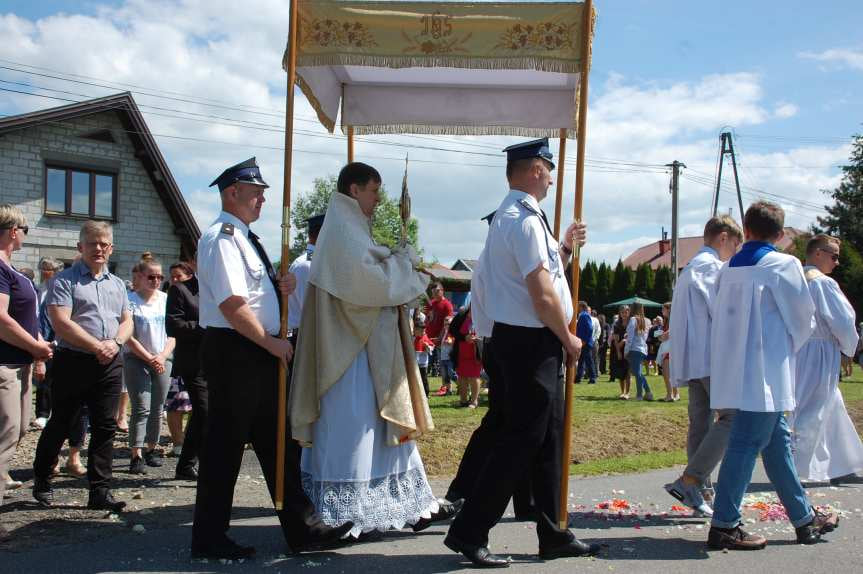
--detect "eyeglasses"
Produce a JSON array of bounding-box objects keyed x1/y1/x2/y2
[
  {"x1": 1, "y1": 225, "x2": 28, "y2": 234},
  {"x1": 147, "y1": 274, "x2": 164, "y2": 281},
  {"x1": 818, "y1": 248, "x2": 839, "y2": 262}
]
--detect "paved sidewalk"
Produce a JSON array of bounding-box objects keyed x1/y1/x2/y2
[{"x1": 2, "y1": 452, "x2": 861, "y2": 574}]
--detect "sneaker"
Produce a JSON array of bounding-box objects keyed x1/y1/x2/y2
[
  {"x1": 795, "y1": 508, "x2": 839, "y2": 544},
  {"x1": 644, "y1": 392, "x2": 654, "y2": 401},
  {"x1": 435, "y1": 385, "x2": 450, "y2": 396},
  {"x1": 129, "y1": 456, "x2": 147, "y2": 475},
  {"x1": 664, "y1": 478, "x2": 713, "y2": 516},
  {"x1": 143, "y1": 449, "x2": 163, "y2": 468},
  {"x1": 33, "y1": 477, "x2": 53, "y2": 507},
  {"x1": 707, "y1": 525, "x2": 767, "y2": 550}
]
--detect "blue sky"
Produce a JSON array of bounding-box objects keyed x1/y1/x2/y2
[{"x1": 1, "y1": 1, "x2": 861, "y2": 266}]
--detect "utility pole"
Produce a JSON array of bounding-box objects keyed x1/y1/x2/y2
[
  {"x1": 712, "y1": 131, "x2": 745, "y2": 221},
  {"x1": 666, "y1": 160, "x2": 686, "y2": 283}
]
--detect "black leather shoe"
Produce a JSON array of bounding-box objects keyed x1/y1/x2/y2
[
  {"x1": 292, "y1": 521, "x2": 355, "y2": 553},
  {"x1": 191, "y1": 536, "x2": 256, "y2": 560},
  {"x1": 413, "y1": 498, "x2": 464, "y2": 532},
  {"x1": 33, "y1": 477, "x2": 53, "y2": 507},
  {"x1": 175, "y1": 466, "x2": 198, "y2": 481},
  {"x1": 87, "y1": 489, "x2": 126, "y2": 512},
  {"x1": 539, "y1": 537, "x2": 602, "y2": 559},
  {"x1": 444, "y1": 533, "x2": 510, "y2": 568}
]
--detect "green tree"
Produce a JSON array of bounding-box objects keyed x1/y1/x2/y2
[
  {"x1": 611, "y1": 260, "x2": 634, "y2": 303},
  {"x1": 595, "y1": 262, "x2": 612, "y2": 313},
  {"x1": 579, "y1": 260, "x2": 598, "y2": 307},
  {"x1": 817, "y1": 132, "x2": 863, "y2": 250},
  {"x1": 652, "y1": 265, "x2": 674, "y2": 304},
  {"x1": 288, "y1": 176, "x2": 419, "y2": 263},
  {"x1": 633, "y1": 263, "x2": 655, "y2": 298}
]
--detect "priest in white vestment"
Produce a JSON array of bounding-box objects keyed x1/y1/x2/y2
[
  {"x1": 707, "y1": 201, "x2": 838, "y2": 551},
  {"x1": 289, "y1": 163, "x2": 454, "y2": 538},
  {"x1": 791, "y1": 234, "x2": 862, "y2": 482}
]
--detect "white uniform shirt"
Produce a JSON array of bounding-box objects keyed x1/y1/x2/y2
[
  {"x1": 709, "y1": 251, "x2": 815, "y2": 412},
  {"x1": 197, "y1": 211, "x2": 280, "y2": 335},
  {"x1": 591, "y1": 316, "x2": 601, "y2": 345},
  {"x1": 668, "y1": 246, "x2": 723, "y2": 387},
  {"x1": 287, "y1": 244, "x2": 314, "y2": 329},
  {"x1": 472, "y1": 190, "x2": 572, "y2": 330}
]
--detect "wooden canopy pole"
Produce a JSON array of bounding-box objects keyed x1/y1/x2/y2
[
  {"x1": 553, "y1": 128, "x2": 567, "y2": 238},
  {"x1": 558, "y1": 0, "x2": 592, "y2": 530},
  {"x1": 347, "y1": 126, "x2": 355, "y2": 162},
  {"x1": 275, "y1": 0, "x2": 299, "y2": 511}
]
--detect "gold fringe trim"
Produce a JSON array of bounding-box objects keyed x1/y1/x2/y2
[
  {"x1": 293, "y1": 53, "x2": 584, "y2": 74},
  {"x1": 348, "y1": 123, "x2": 576, "y2": 139},
  {"x1": 296, "y1": 74, "x2": 336, "y2": 133}
]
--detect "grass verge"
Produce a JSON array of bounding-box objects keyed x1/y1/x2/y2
[{"x1": 417, "y1": 364, "x2": 863, "y2": 478}]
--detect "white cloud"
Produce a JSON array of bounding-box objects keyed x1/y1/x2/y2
[
  {"x1": 799, "y1": 47, "x2": 863, "y2": 71},
  {"x1": 0, "y1": 2, "x2": 847, "y2": 270},
  {"x1": 773, "y1": 102, "x2": 798, "y2": 119}
]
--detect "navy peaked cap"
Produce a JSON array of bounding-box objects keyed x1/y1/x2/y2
[
  {"x1": 503, "y1": 138, "x2": 555, "y2": 170},
  {"x1": 306, "y1": 213, "x2": 325, "y2": 235},
  {"x1": 209, "y1": 157, "x2": 269, "y2": 191}
]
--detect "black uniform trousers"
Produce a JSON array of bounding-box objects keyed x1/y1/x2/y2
[
  {"x1": 449, "y1": 323, "x2": 570, "y2": 548},
  {"x1": 33, "y1": 349, "x2": 122, "y2": 490},
  {"x1": 176, "y1": 369, "x2": 207, "y2": 472},
  {"x1": 446, "y1": 338, "x2": 534, "y2": 515},
  {"x1": 192, "y1": 328, "x2": 316, "y2": 549}
]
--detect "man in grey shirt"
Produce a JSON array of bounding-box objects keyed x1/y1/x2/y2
[{"x1": 33, "y1": 221, "x2": 132, "y2": 512}]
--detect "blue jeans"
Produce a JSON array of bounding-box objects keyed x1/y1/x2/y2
[
  {"x1": 712, "y1": 411, "x2": 814, "y2": 529},
  {"x1": 440, "y1": 359, "x2": 457, "y2": 386},
  {"x1": 627, "y1": 351, "x2": 650, "y2": 397},
  {"x1": 576, "y1": 344, "x2": 596, "y2": 383}
]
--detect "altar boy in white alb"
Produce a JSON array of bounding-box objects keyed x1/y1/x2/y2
[
  {"x1": 706, "y1": 201, "x2": 838, "y2": 551},
  {"x1": 791, "y1": 234, "x2": 862, "y2": 483}
]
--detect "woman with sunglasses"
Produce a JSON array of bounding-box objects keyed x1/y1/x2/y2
[
  {"x1": 0, "y1": 205, "x2": 53, "y2": 540},
  {"x1": 125, "y1": 253, "x2": 175, "y2": 474}
]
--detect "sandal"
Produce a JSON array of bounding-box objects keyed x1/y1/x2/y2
[{"x1": 65, "y1": 461, "x2": 87, "y2": 478}]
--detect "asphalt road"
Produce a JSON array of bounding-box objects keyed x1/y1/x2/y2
[{"x1": 2, "y1": 450, "x2": 861, "y2": 574}]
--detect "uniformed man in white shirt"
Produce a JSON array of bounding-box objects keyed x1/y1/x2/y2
[
  {"x1": 287, "y1": 213, "x2": 324, "y2": 344},
  {"x1": 191, "y1": 158, "x2": 351, "y2": 560},
  {"x1": 445, "y1": 139, "x2": 601, "y2": 567}
]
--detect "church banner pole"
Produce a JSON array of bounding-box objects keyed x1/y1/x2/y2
[
  {"x1": 553, "y1": 128, "x2": 567, "y2": 238},
  {"x1": 559, "y1": 0, "x2": 593, "y2": 530},
  {"x1": 275, "y1": 0, "x2": 299, "y2": 511},
  {"x1": 347, "y1": 126, "x2": 355, "y2": 162}
]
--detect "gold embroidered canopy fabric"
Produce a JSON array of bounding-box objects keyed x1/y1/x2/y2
[{"x1": 285, "y1": 1, "x2": 595, "y2": 137}]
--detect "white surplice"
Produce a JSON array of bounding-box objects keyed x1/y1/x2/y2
[
  {"x1": 669, "y1": 246, "x2": 722, "y2": 387},
  {"x1": 300, "y1": 348, "x2": 437, "y2": 537},
  {"x1": 710, "y1": 251, "x2": 816, "y2": 412},
  {"x1": 790, "y1": 267, "x2": 863, "y2": 481}
]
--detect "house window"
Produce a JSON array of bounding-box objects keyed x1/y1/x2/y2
[{"x1": 44, "y1": 164, "x2": 117, "y2": 220}]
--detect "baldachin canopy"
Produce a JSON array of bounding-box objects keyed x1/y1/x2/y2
[{"x1": 284, "y1": 1, "x2": 595, "y2": 137}]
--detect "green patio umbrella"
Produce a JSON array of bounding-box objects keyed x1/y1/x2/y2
[{"x1": 603, "y1": 296, "x2": 663, "y2": 309}]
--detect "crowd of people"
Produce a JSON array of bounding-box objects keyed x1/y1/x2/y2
[{"x1": 0, "y1": 138, "x2": 860, "y2": 565}]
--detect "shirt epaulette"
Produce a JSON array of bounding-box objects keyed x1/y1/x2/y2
[{"x1": 220, "y1": 222, "x2": 234, "y2": 236}]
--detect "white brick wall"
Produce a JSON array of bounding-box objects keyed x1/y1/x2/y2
[{"x1": 1, "y1": 110, "x2": 182, "y2": 283}]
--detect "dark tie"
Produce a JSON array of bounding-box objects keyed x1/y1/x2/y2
[
  {"x1": 539, "y1": 209, "x2": 553, "y2": 235},
  {"x1": 247, "y1": 230, "x2": 282, "y2": 312}
]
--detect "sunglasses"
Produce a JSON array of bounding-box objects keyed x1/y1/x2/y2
[
  {"x1": 147, "y1": 274, "x2": 164, "y2": 281},
  {"x1": 818, "y1": 248, "x2": 839, "y2": 262},
  {"x1": 1, "y1": 225, "x2": 28, "y2": 235}
]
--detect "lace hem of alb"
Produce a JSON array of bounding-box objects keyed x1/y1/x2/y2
[{"x1": 302, "y1": 467, "x2": 439, "y2": 538}]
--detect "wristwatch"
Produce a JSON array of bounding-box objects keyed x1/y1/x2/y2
[{"x1": 112, "y1": 337, "x2": 123, "y2": 348}]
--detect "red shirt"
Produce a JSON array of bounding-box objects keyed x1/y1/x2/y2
[
  {"x1": 413, "y1": 333, "x2": 434, "y2": 352},
  {"x1": 424, "y1": 296, "x2": 454, "y2": 340}
]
